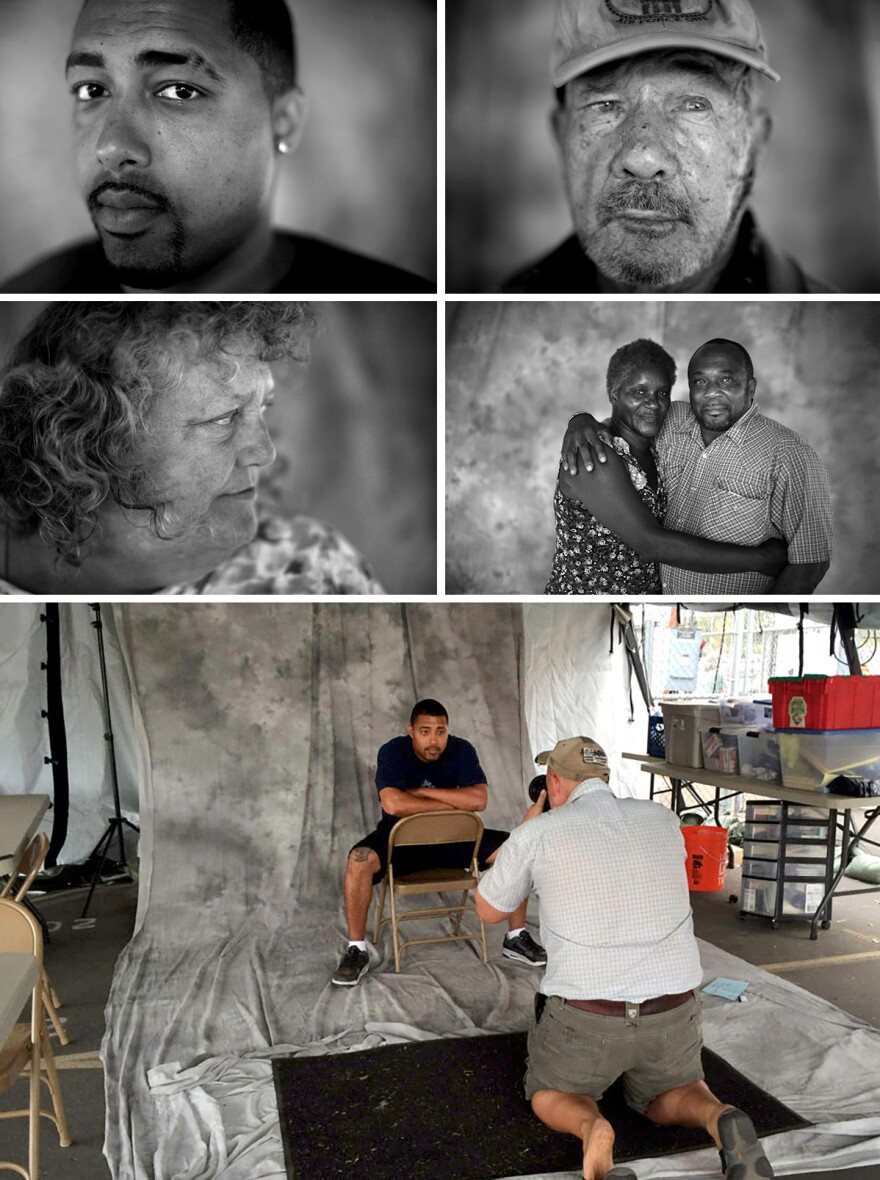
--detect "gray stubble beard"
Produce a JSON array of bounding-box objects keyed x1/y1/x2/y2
[{"x1": 578, "y1": 147, "x2": 759, "y2": 290}]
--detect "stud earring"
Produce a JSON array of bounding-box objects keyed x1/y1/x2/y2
[{"x1": 277, "y1": 141, "x2": 290, "y2": 154}]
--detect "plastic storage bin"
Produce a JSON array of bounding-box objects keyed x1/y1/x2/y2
[
  {"x1": 743, "y1": 858, "x2": 777, "y2": 879},
  {"x1": 741, "y1": 879, "x2": 777, "y2": 916},
  {"x1": 769, "y1": 676, "x2": 880, "y2": 731},
  {"x1": 787, "y1": 804, "x2": 827, "y2": 821},
  {"x1": 749, "y1": 803, "x2": 785, "y2": 821},
  {"x1": 743, "y1": 840, "x2": 779, "y2": 860},
  {"x1": 784, "y1": 842, "x2": 828, "y2": 859},
  {"x1": 784, "y1": 862, "x2": 827, "y2": 880},
  {"x1": 660, "y1": 701, "x2": 721, "y2": 767},
  {"x1": 778, "y1": 728, "x2": 880, "y2": 791},
  {"x1": 743, "y1": 822, "x2": 781, "y2": 841},
  {"x1": 720, "y1": 698, "x2": 774, "y2": 728},
  {"x1": 785, "y1": 823, "x2": 827, "y2": 840},
  {"x1": 737, "y1": 729, "x2": 781, "y2": 783},
  {"x1": 781, "y1": 881, "x2": 827, "y2": 915},
  {"x1": 700, "y1": 726, "x2": 748, "y2": 773}
]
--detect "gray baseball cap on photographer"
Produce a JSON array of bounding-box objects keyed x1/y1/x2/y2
[{"x1": 553, "y1": 0, "x2": 780, "y2": 88}]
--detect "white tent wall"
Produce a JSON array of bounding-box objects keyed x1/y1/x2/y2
[
  {"x1": 0, "y1": 603, "x2": 139, "y2": 864},
  {"x1": 524, "y1": 604, "x2": 649, "y2": 799}
]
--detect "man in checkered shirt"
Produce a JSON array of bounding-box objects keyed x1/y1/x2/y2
[
  {"x1": 562, "y1": 338, "x2": 832, "y2": 594},
  {"x1": 476, "y1": 735, "x2": 775, "y2": 1180}
]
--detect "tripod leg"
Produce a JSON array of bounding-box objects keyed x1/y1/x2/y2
[{"x1": 81, "y1": 823, "x2": 117, "y2": 919}]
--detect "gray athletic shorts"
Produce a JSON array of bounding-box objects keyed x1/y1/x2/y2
[{"x1": 525, "y1": 992, "x2": 704, "y2": 1112}]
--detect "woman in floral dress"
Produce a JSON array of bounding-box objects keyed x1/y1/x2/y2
[{"x1": 545, "y1": 339, "x2": 785, "y2": 594}]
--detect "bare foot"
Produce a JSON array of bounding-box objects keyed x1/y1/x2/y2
[{"x1": 581, "y1": 1114, "x2": 615, "y2": 1180}]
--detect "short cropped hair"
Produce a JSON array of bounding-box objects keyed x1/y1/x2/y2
[
  {"x1": 228, "y1": 0, "x2": 297, "y2": 99},
  {"x1": 410, "y1": 699, "x2": 449, "y2": 726},
  {"x1": 694, "y1": 338, "x2": 755, "y2": 383},
  {"x1": 606, "y1": 339, "x2": 677, "y2": 399},
  {"x1": 79, "y1": 0, "x2": 297, "y2": 99},
  {"x1": 0, "y1": 302, "x2": 314, "y2": 564}
]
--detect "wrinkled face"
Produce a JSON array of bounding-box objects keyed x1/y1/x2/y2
[
  {"x1": 555, "y1": 52, "x2": 759, "y2": 290},
  {"x1": 408, "y1": 715, "x2": 449, "y2": 763},
  {"x1": 104, "y1": 350, "x2": 277, "y2": 559},
  {"x1": 687, "y1": 342, "x2": 756, "y2": 436},
  {"x1": 68, "y1": 0, "x2": 276, "y2": 286},
  {"x1": 609, "y1": 363, "x2": 672, "y2": 438}
]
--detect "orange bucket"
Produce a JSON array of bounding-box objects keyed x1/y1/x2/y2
[{"x1": 681, "y1": 825, "x2": 728, "y2": 892}]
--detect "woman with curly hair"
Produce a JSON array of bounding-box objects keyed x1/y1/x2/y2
[
  {"x1": 546, "y1": 338, "x2": 786, "y2": 594},
  {"x1": 0, "y1": 302, "x2": 382, "y2": 594}
]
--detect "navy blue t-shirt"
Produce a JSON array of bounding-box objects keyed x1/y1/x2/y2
[{"x1": 375, "y1": 735, "x2": 486, "y2": 831}]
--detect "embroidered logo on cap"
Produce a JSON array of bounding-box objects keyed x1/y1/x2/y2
[
  {"x1": 606, "y1": 0, "x2": 712, "y2": 22},
  {"x1": 581, "y1": 744, "x2": 608, "y2": 766}
]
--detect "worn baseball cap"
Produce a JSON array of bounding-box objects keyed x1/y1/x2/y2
[
  {"x1": 536, "y1": 736, "x2": 609, "y2": 782},
  {"x1": 553, "y1": 0, "x2": 780, "y2": 88}
]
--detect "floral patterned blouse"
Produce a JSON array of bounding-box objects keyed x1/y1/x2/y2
[
  {"x1": 545, "y1": 435, "x2": 666, "y2": 595},
  {"x1": 0, "y1": 512, "x2": 384, "y2": 596},
  {"x1": 163, "y1": 513, "x2": 384, "y2": 595}
]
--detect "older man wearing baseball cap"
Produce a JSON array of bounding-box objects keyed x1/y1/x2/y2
[
  {"x1": 476, "y1": 735, "x2": 775, "y2": 1180},
  {"x1": 504, "y1": 0, "x2": 832, "y2": 294}
]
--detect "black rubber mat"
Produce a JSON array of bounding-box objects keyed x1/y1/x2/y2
[{"x1": 272, "y1": 1031, "x2": 808, "y2": 1180}]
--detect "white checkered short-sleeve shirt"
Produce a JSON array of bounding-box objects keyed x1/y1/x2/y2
[
  {"x1": 478, "y1": 780, "x2": 703, "y2": 1002},
  {"x1": 656, "y1": 401, "x2": 832, "y2": 595}
]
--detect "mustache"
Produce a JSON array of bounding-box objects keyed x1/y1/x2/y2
[
  {"x1": 599, "y1": 181, "x2": 695, "y2": 226},
  {"x1": 87, "y1": 179, "x2": 172, "y2": 214}
]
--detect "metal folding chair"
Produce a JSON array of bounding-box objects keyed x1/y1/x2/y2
[
  {"x1": 373, "y1": 812, "x2": 489, "y2": 972},
  {"x1": 0, "y1": 897, "x2": 71, "y2": 1180},
  {"x1": 0, "y1": 835, "x2": 67, "y2": 1047}
]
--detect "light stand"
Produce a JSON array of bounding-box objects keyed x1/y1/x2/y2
[{"x1": 81, "y1": 603, "x2": 140, "y2": 919}]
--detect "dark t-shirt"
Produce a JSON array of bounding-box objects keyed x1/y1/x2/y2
[
  {"x1": 375, "y1": 734, "x2": 486, "y2": 832},
  {"x1": 0, "y1": 230, "x2": 434, "y2": 295}
]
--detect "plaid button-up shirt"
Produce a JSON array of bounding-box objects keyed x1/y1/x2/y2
[
  {"x1": 657, "y1": 402, "x2": 832, "y2": 595},
  {"x1": 478, "y1": 780, "x2": 703, "y2": 1002}
]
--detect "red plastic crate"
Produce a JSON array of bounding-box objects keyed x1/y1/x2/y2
[{"x1": 769, "y1": 676, "x2": 880, "y2": 730}]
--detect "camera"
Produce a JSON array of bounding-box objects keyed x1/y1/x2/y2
[{"x1": 528, "y1": 773, "x2": 550, "y2": 812}]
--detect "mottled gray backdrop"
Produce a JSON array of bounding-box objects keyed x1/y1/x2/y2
[{"x1": 104, "y1": 603, "x2": 532, "y2": 1178}]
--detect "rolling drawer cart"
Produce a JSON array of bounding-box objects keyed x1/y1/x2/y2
[{"x1": 739, "y1": 800, "x2": 836, "y2": 930}]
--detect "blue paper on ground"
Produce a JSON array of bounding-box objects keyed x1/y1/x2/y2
[{"x1": 703, "y1": 977, "x2": 750, "y2": 1001}]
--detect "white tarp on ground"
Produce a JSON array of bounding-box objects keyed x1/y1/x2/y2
[
  {"x1": 0, "y1": 603, "x2": 139, "y2": 863},
  {"x1": 140, "y1": 938, "x2": 880, "y2": 1179},
  {"x1": 100, "y1": 602, "x2": 880, "y2": 1178}
]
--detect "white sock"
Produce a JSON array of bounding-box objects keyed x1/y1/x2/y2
[
  {"x1": 348, "y1": 940, "x2": 367, "y2": 952},
  {"x1": 507, "y1": 927, "x2": 525, "y2": 940}
]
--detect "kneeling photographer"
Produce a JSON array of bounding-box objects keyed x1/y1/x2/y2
[{"x1": 476, "y1": 736, "x2": 775, "y2": 1180}]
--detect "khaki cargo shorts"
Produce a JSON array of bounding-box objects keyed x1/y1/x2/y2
[{"x1": 525, "y1": 993, "x2": 704, "y2": 1112}]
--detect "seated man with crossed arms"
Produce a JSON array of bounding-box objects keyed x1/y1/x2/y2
[{"x1": 333, "y1": 698, "x2": 546, "y2": 986}]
